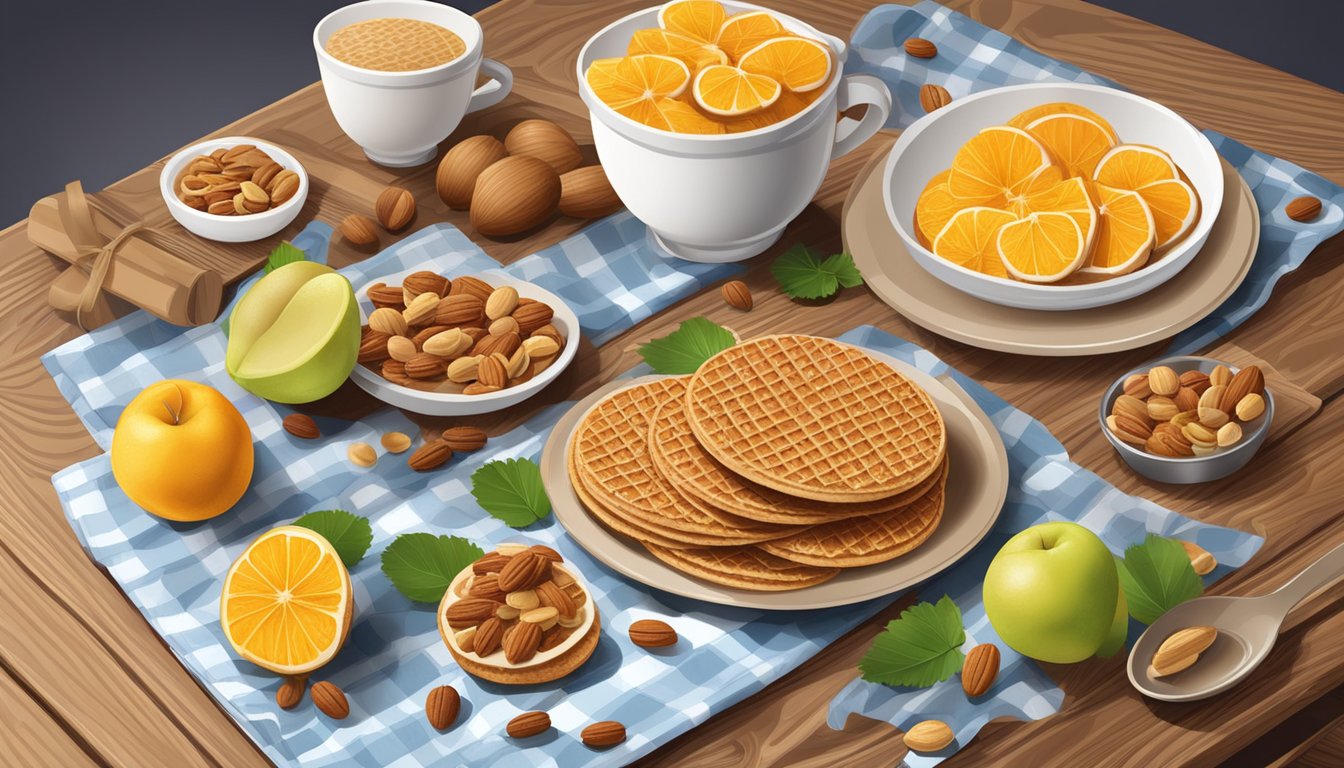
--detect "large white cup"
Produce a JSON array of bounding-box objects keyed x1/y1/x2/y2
[
  {"x1": 315, "y1": 0, "x2": 513, "y2": 167},
  {"x1": 577, "y1": 2, "x2": 891, "y2": 262}
]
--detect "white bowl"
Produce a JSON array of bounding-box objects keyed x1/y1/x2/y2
[
  {"x1": 349, "y1": 270, "x2": 580, "y2": 416},
  {"x1": 160, "y1": 136, "x2": 309, "y2": 243},
  {"x1": 883, "y1": 83, "x2": 1224, "y2": 310}
]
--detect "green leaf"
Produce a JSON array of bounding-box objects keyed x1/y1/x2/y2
[
  {"x1": 858, "y1": 595, "x2": 966, "y2": 688},
  {"x1": 293, "y1": 510, "x2": 373, "y2": 568},
  {"x1": 771, "y1": 244, "x2": 838, "y2": 299},
  {"x1": 381, "y1": 534, "x2": 484, "y2": 603},
  {"x1": 265, "y1": 241, "x2": 306, "y2": 274},
  {"x1": 822, "y1": 252, "x2": 864, "y2": 288},
  {"x1": 1117, "y1": 534, "x2": 1204, "y2": 624},
  {"x1": 636, "y1": 317, "x2": 737, "y2": 375},
  {"x1": 471, "y1": 458, "x2": 552, "y2": 528}
]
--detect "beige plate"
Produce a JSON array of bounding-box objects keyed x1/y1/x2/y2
[
  {"x1": 845, "y1": 150, "x2": 1258, "y2": 356},
  {"x1": 540, "y1": 349, "x2": 1009, "y2": 610}
]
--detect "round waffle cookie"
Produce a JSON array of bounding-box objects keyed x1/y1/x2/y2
[
  {"x1": 643, "y1": 543, "x2": 839, "y2": 591},
  {"x1": 757, "y1": 460, "x2": 948, "y2": 567},
  {"x1": 650, "y1": 392, "x2": 944, "y2": 525},
  {"x1": 684, "y1": 335, "x2": 946, "y2": 502},
  {"x1": 566, "y1": 438, "x2": 692, "y2": 550},
  {"x1": 570, "y1": 377, "x2": 797, "y2": 546}
]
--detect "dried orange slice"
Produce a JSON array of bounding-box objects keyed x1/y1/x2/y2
[
  {"x1": 623, "y1": 96, "x2": 726, "y2": 133},
  {"x1": 1025, "y1": 113, "x2": 1116, "y2": 178},
  {"x1": 1135, "y1": 178, "x2": 1199, "y2": 249},
  {"x1": 1007, "y1": 102, "x2": 1119, "y2": 143},
  {"x1": 718, "y1": 88, "x2": 820, "y2": 132},
  {"x1": 692, "y1": 64, "x2": 781, "y2": 116},
  {"x1": 586, "y1": 54, "x2": 690, "y2": 111},
  {"x1": 221, "y1": 525, "x2": 353, "y2": 676},
  {"x1": 915, "y1": 169, "x2": 963, "y2": 247},
  {"x1": 947, "y1": 126, "x2": 1056, "y2": 206},
  {"x1": 736, "y1": 36, "x2": 832, "y2": 92},
  {"x1": 996, "y1": 211, "x2": 1087, "y2": 282},
  {"x1": 1086, "y1": 182, "x2": 1155, "y2": 274},
  {"x1": 1093, "y1": 144, "x2": 1179, "y2": 190},
  {"x1": 658, "y1": 0, "x2": 727, "y2": 44},
  {"x1": 1015, "y1": 176, "x2": 1098, "y2": 258},
  {"x1": 628, "y1": 28, "x2": 727, "y2": 71},
  {"x1": 717, "y1": 11, "x2": 784, "y2": 60},
  {"x1": 932, "y1": 207, "x2": 1018, "y2": 278}
]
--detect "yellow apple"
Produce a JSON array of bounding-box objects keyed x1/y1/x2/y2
[{"x1": 111, "y1": 379, "x2": 254, "y2": 521}]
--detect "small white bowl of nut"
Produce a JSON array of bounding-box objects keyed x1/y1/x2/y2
[
  {"x1": 1100, "y1": 356, "x2": 1272, "y2": 484},
  {"x1": 160, "y1": 136, "x2": 308, "y2": 242},
  {"x1": 349, "y1": 268, "x2": 580, "y2": 416}
]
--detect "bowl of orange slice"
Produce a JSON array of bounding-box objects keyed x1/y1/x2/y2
[{"x1": 884, "y1": 82, "x2": 1224, "y2": 310}]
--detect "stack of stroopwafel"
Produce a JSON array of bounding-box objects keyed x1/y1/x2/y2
[{"x1": 567, "y1": 334, "x2": 948, "y2": 591}]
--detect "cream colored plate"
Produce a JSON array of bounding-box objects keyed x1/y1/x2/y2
[
  {"x1": 540, "y1": 348, "x2": 1008, "y2": 610},
  {"x1": 845, "y1": 150, "x2": 1258, "y2": 356}
]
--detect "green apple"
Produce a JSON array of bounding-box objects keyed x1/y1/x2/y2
[
  {"x1": 226, "y1": 262, "x2": 359, "y2": 404},
  {"x1": 983, "y1": 521, "x2": 1119, "y2": 663},
  {"x1": 1094, "y1": 579, "x2": 1129, "y2": 658}
]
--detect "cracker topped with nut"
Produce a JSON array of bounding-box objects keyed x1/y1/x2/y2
[{"x1": 437, "y1": 542, "x2": 600, "y2": 684}]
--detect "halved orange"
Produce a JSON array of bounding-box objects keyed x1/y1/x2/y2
[
  {"x1": 624, "y1": 96, "x2": 726, "y2": 133},
  {"x1": 658, "y1": 0, "x2": 727, "y2": 44},
  {"x1": 736, "y1": 36, "x2": 832, "y2": 92},
  {"x1": 692, "y1": 64, "x2": 781, "y2": 116},
  {"x1": 1025, "y1": 113, "x2": 1116, "y2": 178},
  {"x1": 996, "y1": 211, "x2": 1087, "y2": 282},
  {"x1": 947, "y1": 126, "x2": 1056, "y2": 206},
  {"x1": 1014, "y1": 176, "x2": 1098, "y2": 259},
  {"x1": 718, "y1": 88, "x2": 820, "y2": 132},
  {"x1": 1093, "y1": 144, "x2": 1179, "y2": 190},
  {"x1": 1086, "y1": 182, "x2": 1156, "y2": 275},
  {"x1": 221, "y1": 525, "x2": 353, "y2": 676},
  {"x1": 915, "y1": 169, "x2": 962, "y2": 247},
  {"x1": 717, "y1": 11, "x2": 784, "y2": 60},
  {"x1": 628, "y1": 28, "x2": 727, "y2": 71},
  {"x1": 1007, "y1": 102, "x2": 1119, "y2": 143},
  {"x1": 586, "y1": 54, "x2": 691, "y2": 111},
  {"x1": 1135, "y1": 178, "x2": 1199, "y2": 249},
  {"x1": 932, "y1": 207, "x2": 1018, "y2": 278}
]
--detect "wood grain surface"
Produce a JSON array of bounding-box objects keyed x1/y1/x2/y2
[{"x1": 1, "y1": 1, "x2": 1342, "y2": 767}]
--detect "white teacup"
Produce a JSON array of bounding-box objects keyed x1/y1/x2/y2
[
  {"x1": 315, "y1": 0, "x2": 512, "y2": 167},
  {"x1": 577, "y1": 2, "x2": 891, "y2": 262}
]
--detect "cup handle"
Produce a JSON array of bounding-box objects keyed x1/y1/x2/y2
[
  {"x1": 831, "y1": 74, "x2": 892, "y2": 160},
  {"x1": 467, "y1": 58, "x2": 513, "y2": 114}
]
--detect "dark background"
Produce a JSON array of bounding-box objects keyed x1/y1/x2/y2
[{"x1": 1, "y1": 0, "x2": 1339, "y2": 225}]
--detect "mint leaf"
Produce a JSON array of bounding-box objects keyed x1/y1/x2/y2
[
  {"x1": 265, "y1": 241, "x2": 306, "y2": 274},
  {"x1": 381, "y1": 533, "x2": 484, "y2": 603},
  {"x1": 293, "y1": 510, "x2": 373, "y2": 568},
  {"x1": 822, "y1": 252, "x2": 864, "y2": 288},
  {"x1": 859, "y1": 595, "x2": 966, "y2": 688},
  {"x1": 771, "y1": 244, "x2": 838, "y2": 299},
  {"x1": 1117, "y1": 534, "x2": 1204, "y2": 624},
  {"x1": 637, "y1": 317, "x2": 736, "y2": 374},
  {"x1": 471, "y1": 458, "x2": 551, "y2": 528}
]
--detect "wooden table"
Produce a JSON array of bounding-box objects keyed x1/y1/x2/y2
[{"x1": 3, "y1": 1, "x2": 1342, "y2": 766}]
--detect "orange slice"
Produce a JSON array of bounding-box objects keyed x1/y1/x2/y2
[
  {"x1": 932, "y1": 207, "x2": 1018, "y2": 278},
  {"x1": 996, "y1": 211, "x2": 1087, "y2": 282},
  {"x1": 1135, "y1": 178, "x2": 1199, "y2": 249},
  {"x1": 622, "y1": 96, "x2": 726, "y2": 133},
  {"x1": 947, "y1": 126, "x2": 1056, "y2": 206},
  {"x1": 1007, "y1": 102, "x2": 1119, "y2": 142},
  {"x1": 628, "y1": 28, "x2": 727, "y2": 71},
  {"x1": 692, "y1": 64, "x2": 781, "y2": 116},
  {"x1": 1093, "y1": 144, "x2": 1179, "y2": 190},
  {"x1": 221, "y1": 525, "x2": 353, "y2": 676},
  {"x1": 1024, "y1": 113, "x2": 1116, "y2": 178},
  {"x1": 717, "y1": 11, "x2": 785, "y2": 60},
  {"x1": 658, "y1": 0, "x2": 727, "y2": 44},
  {"x1": 1086, "y1": 182, "x2": 1156, "y2": 275},
  {"x1": 1014, "y1": 176, "x2": 1098, "y2": 258},
  {"x1": 915, "y1": 169, "x2": 963, "y2": 247},
  {"x1": 718, "y1": 88, "x2": 820, "y2": 132},
  {"x1": 736, "y1": 36, "x2": 832, "y2": 92},
  {"x1": 586, "y1": 54, "x2": 690, "y2": 111}
]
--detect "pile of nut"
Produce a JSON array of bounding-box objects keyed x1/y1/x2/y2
[
  {"x1": 358, "y1": 272, "x2": 565, "y2": 395},
  {"x1": 445, "y1": 544, "x2": 589, "y2": 665},
  {"x1": 1107, "y1": 363, "x2": 1267, "y2": 458},
  {"x1": 174, "y1": 144, "x2": 301, "y2": 216}
]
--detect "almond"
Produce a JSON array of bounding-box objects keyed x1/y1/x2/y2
[
  {"x1": 1111, "y1": 394, "x2": 1151, "y2": 426},
  {"x1": 408, "y1": 441, "x2": 453, "y2": 471},
  {"x1": 425, "y1": 685, "x2": 461, "y2": 730},
  {"x1": 446, "y1": 355, "x2": 483, "y2": 383},
  {"x1": 1197, "y1": 406, "x2": 1229, "y2": 429},
  {"x1": 1180, "y1": 540, "x2": 1217, "y2": 575},
  {"x1": 629, "y1": 618, "x2": 677, "y2": 648},
  {"x1": 445, "y1": 598, "x2": 499, "y2": 629},
  {"x1": 904, "y1": 37, "x2": 938, "y2": 58},
  {"x1": 919, "y1": 83, "x2": 951, "y2": 113},
  {"x1": 276, "y1": 676, "x2": 306, "y2": 710},
  {"x1": 558, "y1": 166, "x2": 623, "y2": 218},
  {"x1": 381, "y1": 359, "x2": 409, "y2": 384},
  {"x1": 531, "y1": 323, "x2": 564, "y2": 347},
  {"x1": 1182, "y1": 421, "x2": 1217, "y2": 447},
  {"x1": 1146, "y1": 396, "x2": 1178, "y2": 422},
  {"x1": 528, "y1": 544, "x2": 563, "y2": 562},
  {"x1": 448, "y1": 275, "x2": 494, "y2": 302},
  {"x1": 581, "y1": 720, "x2": 627, "y2": 748},
  {"x1": 1285, "y1": 195, "x2": 1322, "y2": 222},
  {"x1": 1179, "y1": 369, "x2": 1211, "y2": 394},
  {"x1": 506, "y1": 347, "x2": 530, "y2": 379},
  {"x1": 503, "y1": 621, "x2": 543, "y2": 664},
  {"x1": 903, "y1": 719, "x2": 954, "y2": 753},
  {"x1": 311, "y1": 681, "x2": 349, "y2": 719},
  {"x1": 441, "y1": 426, "x2": 488, "y2": 452},
  {"x1": 1148, "y1": 366, "x2": 1180, "y2": 396},
  {"x1": 347, "y1": 442, "x2": 377, "y2": 468},
  {"x1": 403, "y1": 291, "x2": 440, "y2": 327},
  {"x1": 1235, "y1": 393, "x2": 1265, "y2": 421},
  {"x1": 473, "y1": 616, "x2": 505, "y2": 656},
  {"x1": 1174, "y1": 386, "x2": 1199, "y2": 413},
  {"x1": 423, "y1": 328, "x2": 472, "y2": 358},
  {"x1": 488, "y1": 316, "x2": 520, "y2": 337},
  {"x1": 387, "y1": 335, "x2": 417, "y2": 362},
  {"x1": 473, "y1": 331, "x2": 522, "y2": 359},
  {"x1": 283, "y1": 413, "x2": 320, "y2": 439},
  {"x1": 358, "y1": 328, "x2": 392, "y2": 364},
  {"x1": 1122, "y1": 373, "x2": 1152, "y2": 399},
  {"x1": 506, "y1": 589, "x2": 540, "y2": 610},
  {"x1": 403, "y1": 271, "x2": 450, "y2": 300},
  {"x1": 1107, "y1": 415, "x2": 1148, "y2": 446},
  {"x1": 1219, "y1": 365, "x2": 1264, "y2": 414},
  {"x1": 1209, "y1": 364, "x2": 1232, "y2": 387},
  {"x1": 1150, "y1": 626, "x2": 1217, "y2": 677},
  {"x1": 405, "y1": 353, "x2": 446, "y2": 380},
  {"x1": 512, "y1": 302, "x2": 555, "y2": 335},
  {"x1": 506, "y1": 710, "x2": 551, "y2": 739},
  {"x1": 521, "y1": 606, "x2": 559, "y2": 627},
  {"x1": 435, "y1": 294, "x2": 485, "y2": 327},
  {"x1": 339, "y1": 214, "x2": 378, "y2": 246},
  {"x1": 376, "y1": 186, "x2": 416, "y2": 231},
  {"x1": 369, "y1": 306, "x2": 409, "y2": 337},
  {"x1": 485, "y1": 286, "x2": 520, "y2": 320},
  {"x1": 367, "y1": 283, "x2": 405, "y2": 309},
  {"x1": 473, "y1": 552, "x2": 513, "y2": 574},
  {"x1": 381, "y1": 431, "x2": 412, "y2": 454},
  {"x1": 437, "y1": 135, "x2": 509, "y2": 209},
  {"x1": 468, "y1": 572, "x2": 507, "y2": 601},
  {"x1": 498, "y1": 551, "x2": 551, "y2": 592},
  {"x1": 961, "y1": 643, "x2": 999, "y2": 697},
  {"x1": 477, "y1": 355, "x2": 508, "y2": 388},
  {"x1": 522, "y1": 335, "x2": 560, "y2": 358},
  {"x1": 536, "y1": 580, "x2": 576, "y2": 618},
  {"x1": 1217, "y1": 421, "x2": 1243, "y2": 448},
  {"x1": 471, "y1": 156, "x2": 561, "y2": 236},
  {"x1": 505, "y1": 119, "x2": 582, "y2": 174},
  {"x1": 721, "y1": 280, "x2": 753, "y2": 311}
]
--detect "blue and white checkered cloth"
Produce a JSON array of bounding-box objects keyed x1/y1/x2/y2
[{"x1": 847, "y1": 1, "x2": 1344, "y2": 357}]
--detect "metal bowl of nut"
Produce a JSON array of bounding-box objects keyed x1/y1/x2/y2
[
  {"x1": 1099, "y1": 355, "x2": 1273, "y2": 484},
  {"x1": 349, "y1": 268, "x2": 580, "y2": 416},
  {"x1": 159, "y1": 136, "x2": 308, "y2": 243}
]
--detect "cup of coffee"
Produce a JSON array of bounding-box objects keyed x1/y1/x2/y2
[{"x1": 315, "y1": 0, "x2": 512, "y2": 167}]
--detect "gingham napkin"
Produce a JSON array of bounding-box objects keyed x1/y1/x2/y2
[{"x1": 847, "y1": 0, "x2": 1344, "y2": 356}]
